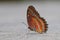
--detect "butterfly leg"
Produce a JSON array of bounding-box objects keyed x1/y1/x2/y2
[{"x1": 28, "y1": 27, "x2": 33, "y2": 31}]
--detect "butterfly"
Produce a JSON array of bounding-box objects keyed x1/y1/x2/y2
[{"x1": 27, "y1": 5, "x2": 48, "y2": 33}]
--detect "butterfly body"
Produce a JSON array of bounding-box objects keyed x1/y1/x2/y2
[{"x1": 27, "y1": 6, "x2": 48, "y2": 33}]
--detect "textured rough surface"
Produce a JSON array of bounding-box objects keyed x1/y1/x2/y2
[{"x1": 0, "y1": 1, "x2": 60, "y2": 40}]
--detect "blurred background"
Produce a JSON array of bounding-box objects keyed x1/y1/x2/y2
[{"x1": 0, "y1": 1, "x2": 60, "y2": 40}]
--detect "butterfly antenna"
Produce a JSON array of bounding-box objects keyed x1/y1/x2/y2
[{"x1": 21, "y1": 22, "x2": 27, "y2": 27}]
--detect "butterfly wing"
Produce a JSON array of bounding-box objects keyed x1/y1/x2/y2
[{"x1": 27, "y1": 5, "x2": 48, "y2": 33}]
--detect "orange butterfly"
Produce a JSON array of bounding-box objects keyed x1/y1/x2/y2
[{"x1": 27, "y1": 5, "x2": 48, "y2": 33}]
